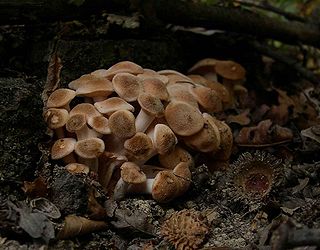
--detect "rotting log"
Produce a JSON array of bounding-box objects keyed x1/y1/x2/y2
[{"x1": 0, "y1": 0, "x2": 320, "y2": 48}]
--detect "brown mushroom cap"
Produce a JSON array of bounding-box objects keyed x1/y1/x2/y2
[
  {"x1": 183, "y1": 114, "x2": 221, "y2": 153},
  {"x1": 47, "y1": 89, "x2": 76, "y2": 109},
  {"x1": 167, "y1": 83, "x2": 199, "y2": 108},
  {"x1": 51, "y1": 138, "x2": 76, "y2": 160},
  {"x1": 124, "y1": 132, "x2": 154, "y2": 162},
  {"x1": 94, "y1": 97, "x2": 134, "y2": 116},
  {"x1": 69, "y1": 74, "x2": 94, "y2": 90},
  {"x1": 87, "y1": 116, "x2": 111, "y2": 135},
  {"x1": 172, "y1": 161, "x2": 191, "y2": 194},
  {"x1": 158, "y1": 146, "x2": 194, "y2": 170},
  {"x1": 204, "y1": 113, "x2": 233, "y2": 160},
  {"x1": 105, "y1": 61, "x2": 144, "y2": 79},
  {"x1": 112, "y1": 72, "x2": 142, "y2": 102},
  {"x1": 108, "y1": 110, "x2": 136, "y2": 138},
  {"x1": 153, "y1": 124, "x2": 178, "y2": 155},
  {"x1": 120, "y1": 162, "x2": 147, "y2": 184},
  {"x1": 141, "y1": 78, "x2": 169, "y2": 101},
  {"x1": 152, "y1": 170, "x2": 177, "y2": 203},
  {"x1": 188, "y1": 84, "x2": 223, "y2": 113},
  {"x1": 66, "y1": 113, "x2": 87, "y2": 133},
  {"x1": 137, "y1": 68, "x2": 169, "y2": 85},
  {"x1": 65, "y1": 163, "x2": 90, "y2": 175},
  {"x1": 69, "y1": 103, "x2": 101, "y2": 120},
  {"x1": 165, "y1": 101, "x2": 204, "y2": 136},
  {"x1": 188, "y1": 58, "x2": 219, "y2": 75},
  {"x1": 75, "y1": 76, "x2": 113, "y2": 98},
  {"x1": 215, "y1": 60, "x2": 246, "y2": 81},
  {"x1": 44, "y1": 108, "x2": 69, "y2": 129},
  {"x1": 74, "y1": 138, "x2": 105, "y2": 159}
]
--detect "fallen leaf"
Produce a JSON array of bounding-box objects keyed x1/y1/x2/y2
[{"x1": 22, "y1": 177, "x2": 48, "y2": 199}]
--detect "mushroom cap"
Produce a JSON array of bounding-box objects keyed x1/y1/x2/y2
[
  {"x1": 153, "y1": 124, "x2": 178, "y2": 155},
  {"x1": 187, "y1": 58, "x2": 219, "y2": 75},
  {"x1": 137, "y1": 68, "x2": 169, "y2": 85},
  {"x1": 188, "y1": 84, "x2": 223, "y2": 112},
  {"x1": 124, "y1": 132, "x2": 154, "y2": 162},
  {"x1": 165, "y1": 101, "x2": 204, "y2": 136},
  {"x1": 152, "y1": 170, "x2": 177, "y2": 203},
  {"x1": 159, "y1": 146, "x2": 194, "y2": 170},
  {"x1": 90, "y1": 69, "x2": 108, "y2": 78},
  {"x1": 47, "y1": 89, "x2": 76, "y2": 108},
  {"x1": 138, "y1": 93, "x2": 164, "y2": 117},
  {"x1": 112, "y1": 72, "x2": 142, "y2": 102},
  {"x1": 167, "y1": 83, "x2": 199, "y2": 108},
  {"x1": 108, "y1": 110, "x2": 136, "y2": 138},
  {"x1": 215, "y1": 60, "x2": 246, "y2": 81},
  {"x1": 51, "y1": 138, "x2": 76, "y2": 160},
  {"x1": 75, "y1": 76, "x2": 113, "y2": 98},
  {"x1": 183, "y1": 114, "x2": 221, "y2": 153},
  {"x1": 66, "y1": 113, "x2": 86, "y2": 133},
  {"x1": 65, "y1": 163, "x2": 90, "y2": 175},
  {"x1": 120, "y1": 162, "x2": 147, "y2": 184},
  {"x1": 204, "y1": 113, "x2": 233, "y2": 160},
  {"x1": 166, "y1": 74, "x2": 195, "y2": 86},
  {"x1": 141, "y1": 78, "x2": 169, "y2": 101},
  {"x1": 69, "y1": 103, "x2": 101, "y2": 120},
  {"x1": 94, "y1": 97, "x2": 134, "y2": 115},
  {"x1": 68, "y1": 74, "x2": 94, "y2": 90},
  {"x1": 87, "y1": 116, "x2": 111, "y2": 135},
  {"x1": 74, "y1": 138, "x2": 105, "y2": 159},
  {"x1": 172, "y1": 161, "x2": 191, "y2": 194},
  {"x1": 105, "y1": 61, "x2": 144, "y2": 79},
  {"x1": 44, "y1": 108, "x2": 69, "y2": 129}
]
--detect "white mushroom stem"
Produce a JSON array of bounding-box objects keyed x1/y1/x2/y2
[
  {"x1": 127, "y1": 179, "x2": 154, "y2": 194},
  {"x1": 76, "y1": 124, "x2": 101, "y2": 141},
  {"x1": 135, "y1": 110, "x2": 155, "y2": 133}
]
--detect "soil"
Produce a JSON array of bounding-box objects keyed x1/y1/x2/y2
[{"x1": 0, "y1": 13, "x2": 319, "y2": 250}]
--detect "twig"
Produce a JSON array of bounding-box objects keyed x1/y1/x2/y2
[{"x1": 250, "y1": 41, "x2": 320, "y2": 84}]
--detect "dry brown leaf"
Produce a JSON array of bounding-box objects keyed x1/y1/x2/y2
[
  {"x1": 57, "y1": 215, "x2": 107, "y2": 239},
  {"x1": 226, "y1": 109, "x2": 250, "y2": 125},
  {"x1": 22, "y1": 177, "x2": 48, "y2": 199},
  {"x1": 41, "y1": 53, "x2": 62, "y2": 107}
]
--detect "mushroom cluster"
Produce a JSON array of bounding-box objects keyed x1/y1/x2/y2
[{"x1": 44, "y1": 60, "x2": 235, "y2": 203}]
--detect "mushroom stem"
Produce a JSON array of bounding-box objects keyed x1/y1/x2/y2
[
  {"x1": 79, "y1": 157, "x2": 99, "y2": 172},
  {"x1": 135, "y1": 109, "x2": 154, "y2": 133},
  {"x1": 62, "y1": 153, "x2": 77, "y2": 164},
  {"x1": 113, "y1": 178, "x2": 129, "y2": 201}
]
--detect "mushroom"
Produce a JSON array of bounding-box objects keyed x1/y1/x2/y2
[
  {"x1": 137, "y1": 68, "x2": 169, "y2": 84},
  {"x1": 113, "y1": 162, "x2": 147, "y2": 200},
  {"x1": 47, "y1": 88, "x2": 76, "y2": 111},
  {"x1": 158, "y1": 145, "x2": 194, "y2": 170},
  {"x1": 87, "y1": 116, "x2": 111, "y2": 135},
  {"x1": 51, "y1": 138, "x2": 77, "y2": 164},
  {"x1": 108, "y1": 110, "x2": 136, "y2": 139},
  {"x1": 65, "y1": 163, "x2": 90, "y2": 175},
  {"x1": 141, "y1": 77, "x2": 169, "y2": 102},
  {"x1": 204, "y1": 113, "x2": 233, "y2": 160},
  {"x1": 66, "y1": 113, "x2": 101, "y2": 140},
  {"x1": 188, "y1": 58, "x2": 219, "y2": 82},
  {"x1": 94, "y1": 97, "x2": 134, "y2": 116},
  {"x1": 164, "y1": 101, "x2": 204, "y2": 136},
  {"x1": 44, "y1": 108, "x2": 69, "y2": 138},
  {"x1": 135, "y1": 93, "x2": 164, "y2": 133},
  {"x1": 146, "y1": 123, "x2": 178, "y2": 155},
  {"x1": 123, "y1": 132, "x2": 154, "y2": 164},
  {"x1": 74, "y1": 75, "x2": 114, "y2": 102},
  {"x1": 69, "y1": 103, "x2": 102, "y2": 120},
  {"x1": 103, "y1": 61, "x2": 144, "y2": 80},
  {"x1": 74, "y1": 138, "x2": 105, "y2": 172},
  {"x1": 182, "y1": 113, "x2": 221, "y2": 153},
  {"x1": 167, "y1": 83, "x2": 199, "y2": 108},
  {"x1": 188, "y1": 84, "x2": 223, "y2": 113},
  {"x1": 112, "y1": 72, "x2": 142, "y2": 102}
]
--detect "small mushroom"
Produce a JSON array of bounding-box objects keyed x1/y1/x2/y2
[
  {"x1": 44, "y1": 108, "x2": 69, "y2": 138},
  {"x1": 112, "y1": 72, "x2": 142, "y2": 102},
  {"x1": 164, "y1": 101, "x2": 204, "y2": 136},
  {"x1": 141, "y1": 78, "x2": 169, "y2": 101},
  {"x1": 65, "y1": 163, "x2": 90, "y2": 175},
  {"x1": 108, "y1": 110, "x2": 136, "y2": 139},
  {"x1": 167, "y1": 83, "x2": 199, "y2": 108},
  {"x1": 51, "y1": 138, "x2": 77, "y2": 164},
  {"x1": 47, "y1": 88, "x2": 76, "y2": 111},
  {"x1": 69, "y1": 103, "x2": 102, "y2": 120},
  {"x1": 113, "y1": 162, "x2": 147, "y2": 200},
  {"x1": 74, "y1": 138, "x2": 105, "y2": 172},
  {"x1": 137, "y1": 68, "x2": 169, "y2": 84},
  {"x1": 188, "y1": 58, "x2": 219, "y2": 82},
  {"x1": 104, "y1": 61, "x2": 144, "y2": 80},
  {"x1": 94, "y1": 97, "x2": 134, "y2": 116},
  {"x1": 66, "y1": 113, "x2": 101, "y2": 140},
  {"x1": 87, "y1": 116, "x2": 111, "y2": 135},
  {"x1": 158, "y1": 145, "x2": 194, "y2": 170},
  {"x1": 135, "y1": 93, "x2": 164, "y2": 133}
]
